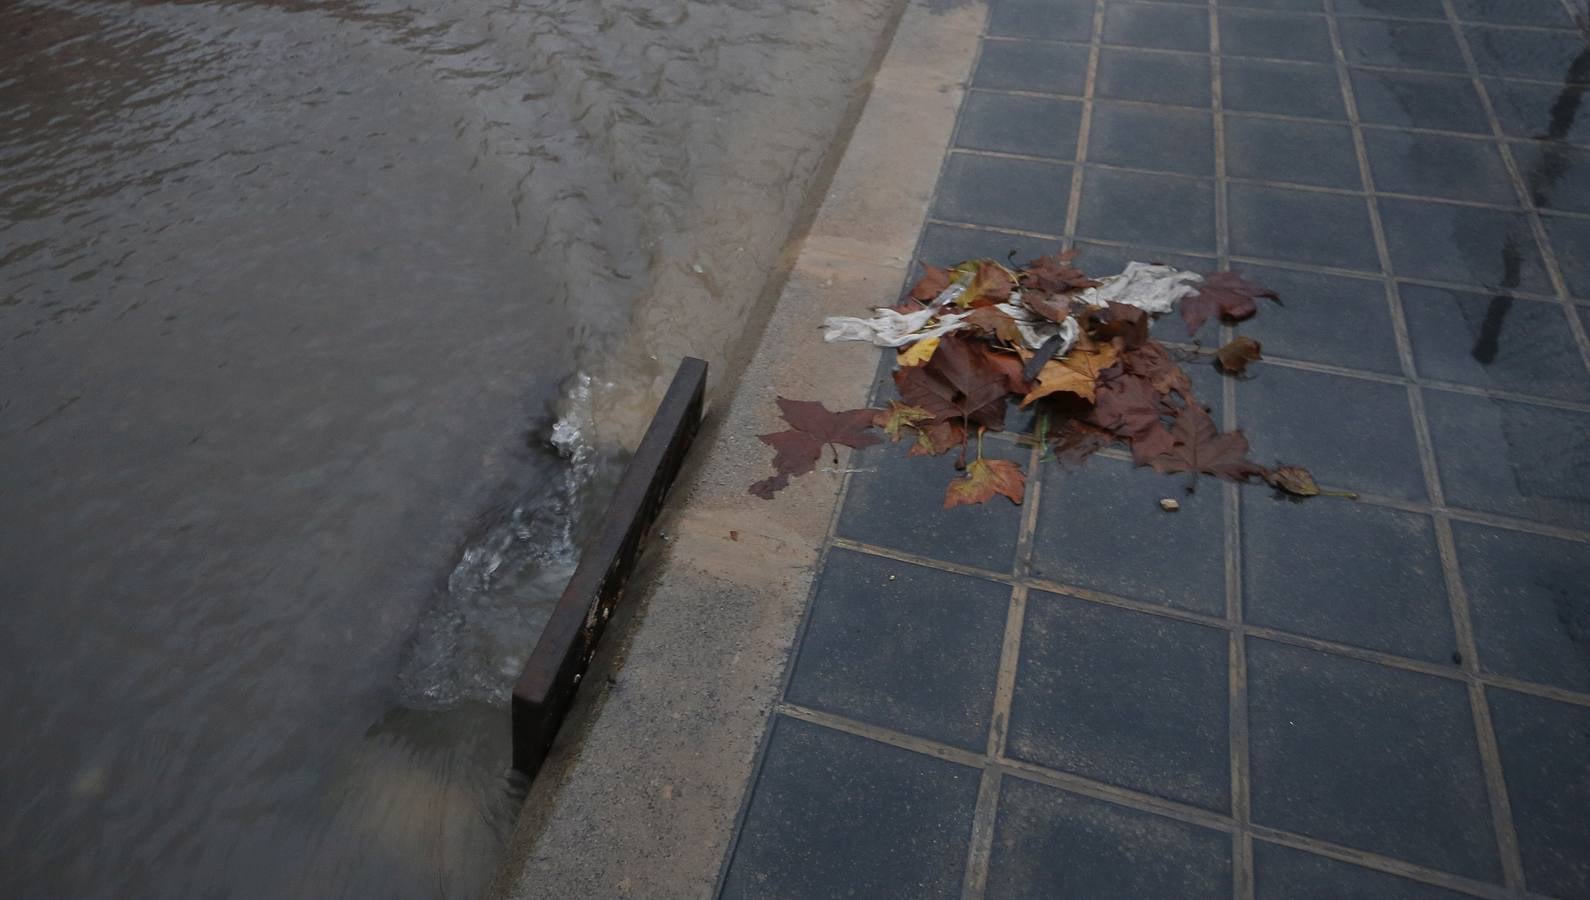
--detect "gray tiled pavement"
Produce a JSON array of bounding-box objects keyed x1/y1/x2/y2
[{"x1": 720, "y1": 1, "x2": 1590, "y2": 897}]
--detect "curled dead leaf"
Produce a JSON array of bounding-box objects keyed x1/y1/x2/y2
[{"x1": 1215, "y1": 336, "x2": 1263, "y2": 375}]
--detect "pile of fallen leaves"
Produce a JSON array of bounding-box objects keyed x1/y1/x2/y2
[{"x1": 750, "y1": 250, "x2": 1336, "y2": 508}]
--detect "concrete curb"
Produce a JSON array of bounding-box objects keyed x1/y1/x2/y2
[{"x1": 490, "y1": 2, "x2": 986, "y2": 896}]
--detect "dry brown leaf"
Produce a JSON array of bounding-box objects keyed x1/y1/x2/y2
[
  {"x1": 1215, "y1": 336, "x2": 1263, "y2": 375},
  {"x1": 944, "y1": 457, "x2": 1025, "y2": 508},
  {"x1": 1022, "y1": 341, "x2": 1120, "y2": 406}
]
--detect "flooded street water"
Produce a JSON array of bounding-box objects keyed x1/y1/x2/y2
[{"x1": 0, "y1": 0, "x2": 896, "y2": 896}]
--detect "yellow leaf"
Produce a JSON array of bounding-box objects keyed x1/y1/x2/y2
[
  {"x1": 898, "y1": 336, "x2": 940, "y2": 367},
  {"x1": 1021, "y1": 342, "x2": 1119, "y2": 405}
]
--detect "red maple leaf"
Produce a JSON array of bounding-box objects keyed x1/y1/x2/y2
[
  {"x1": 894, "y1": 335, "x2": 1009, "y2": 430},
  {"x1": 1180, "y1": 270, "x2": 1278, "y2": 335},
  {"x1": 749, "y1": 397, "x2": 881, "y2": 499},
  {"x1": 1147, "y1": 404, "x2": 1266, "y2": 483}
]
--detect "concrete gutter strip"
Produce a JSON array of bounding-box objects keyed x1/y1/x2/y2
[{"x1": 489, "y1": 2, "x2": 985, "y2": 896}]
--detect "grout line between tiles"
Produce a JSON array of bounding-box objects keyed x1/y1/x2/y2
[
  {"x1": 778, "y1": 702, "x2": 1518, "y2": 900},
  {"x1": 1209, "y1": 6, "x2": 1253, "y2": 896}
]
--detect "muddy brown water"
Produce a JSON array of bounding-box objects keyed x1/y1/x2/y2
[{"x1": 0, "y1": 0, "x2": 897, "y2": 896}]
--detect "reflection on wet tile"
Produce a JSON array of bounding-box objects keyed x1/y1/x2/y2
[
  {"x1": 1542, "y1": 214, "x2": 1590, "y2": 299},
  {"x1": 1509, "y1": 141, "x2": 1590, "y2": 215},
  {"x1": 1400, "y1": 283, "x2": 1590, "y2": 402},
  {"x1": 916, "y1": 224, "x2": 1055, "y2": 270},
  {"x1": 988, "y1": 0, "x2": 1095, "y2": 43},
  {"x1": 956, "y1": 93, "x2": 1083, "y2": 160},
  {"x1": 973, "y1": 39, "x2": 1090, "y2": 96},
  {"x1": 1088, "y1": 103, "x2": 1214, "y2": 176},
  {"x1": 1485, "y1": 78, "x2": 1590, "y2": 147},
  {"x1": 1378, "y1": 198, "x2": 1552, "y2": 292},
  {"x1": 1243, "y1": 495, "x2": 1457, "y2": 662},
  {"x1": 931, "y1": 153, "x2": 1072, "y2": 235},
  {"x1": 1351, "y1": 70, "x2": 1490, "y2": 135},
  {"x1": 1222, "y1": 58, "x2": 1345, "y2": 119},
  {"x1": 987, "y1": 779, "x2": 1233, "y2": 899},
  {"x1": 1234, "y1": 264, "x2": 1402, "y2": 374},
  {"x1": 1423, "y1": 390, "x2": 1590, "y2": 529},
  {"x1": 1103, "y1": 3, "x2": 1210, "y2": 53},
  {"x1": 1228, "y1": 184, "x2": 1380, "y2": 271},
  {"x1": 1076, "y1": 168, "x2": 1217, "y2": 254},
  {"x1": 1336, "y1": 19, "x2": 1467, "y2": 73},
  {"x1": 1096, "y1": 48, "x2": 1213, "y2": 108},
  {"x1": 1466, "y1": 27, "x2": 1590, "y2": 83},
  {"x1": 1334, "y1": 0, "x2": 1445, "y2": 18},
  {"x1": 1364, "y1": 131, "x2": 1516, "y2": 204},
  {"x1": 1219, "y1": 10, "x2": 1333, "y2": 63},
  {"x1": 1247, "y1": 640, "x2": 1501, "y2": 882},
  {"x1": 1487, "y1": 690, "x2": 1590, "y2": 899},
  {"x1": 1225, "y1": 116, "x2": 1361, "y2": 189},
  {"x1": 1240, "y1": 364, "x2": 1427, "y2": 501},
  {"x1": 1450, "y1": 0, "x2": 1575, "y2": 28},
  {"x1": 1454, "y1": 522, "x2": 1590, "y2": 694}
]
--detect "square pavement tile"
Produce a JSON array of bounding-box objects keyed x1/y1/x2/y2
[
  {"x1": 1231, "y1": 264, "x2": 1402, "y2": 375},
  {"x1": 916, "y1": 223, "x2": 1058, "y2": 270},
  {"x1": 1364, "y1": 130, "x2": 1517, "y2": 205},
  {"x1": 786, "y1": 550, "x2": 1010, "y2": 750},
  {"x1": 1543, "y1": 214, "x2": 1590, "y2": 299},
  {"x1": 1087, "y1": 102, "x2": 1215, "y2": 176},
  {"x1": 1336, "y1": 18, "x2": 1467, "y2": 73},
  {"x1": 1466, "y1": 26, "x2": 1590, "y2": 83},
  {"x1": 1335, "y1": 0, "x2": 1446, "y2": 18},
  {"x1": 1007, "y1": 591, "x2": 1231, "y2": 810},
  {"x1": 1246, "y1": 639, "x2": 1502, "y2": 882},
  {"x1": 1103, "y1": 3, "x2": 1210, "y2": 53},
  {"x1": 1219, "y1": 10, "x2": 1333, "y2": 63},
  {"x1": 930, "y1": 152, "x2": 1072, "y2": 235},
  {"x1": 1510, "y1": 141, "x2": 1590, "y2": 215},
  {"x1": 1487, "y1": 689, "x2": 1590, "y2": 899},
  {"x1": 987, "y1": 0, "x2": 1094, "y2": 43},
  {"x1": 1242, "y1": 495, "x2": 1457, "y2": 662},
  {"x1": 1399, "y1": 283, "x2": 1590, "y2": 403},
  {"x1": 1451, "y1": 0, "x2": 1576, "y2": 28},
  {"x1": 1252, "y1": 842, "x2": 1476, "y2": 900},
  {"x1": 1239, "y1": 364, "x2": 1428, "y2": 501},
  {"x1": 1351, "y1": 70, "x2": 1491, "y2": 135},
  {"x1": 973, "y1": 39, "x2": 1090, "y2": 95},
  {"x1": 1076, "y1": 167, "x2": 1217, "y2": 254},
  {"x1": 1455, "y1": 522, "x2": 1590, "y2": 693},
  {"x1": 836, "y1": 437, "x2": 1026, "y2": 572},
  {"x1": 1377, "y1": 197, "x2": 1553, "y2": 293},
  {"x1": 1486, "y1": 78, "x2": 1590, "y2": 146},
  {"x1": 1096, "y1": 47, "x2": 1213, "y2": 108},
  {"x1": 721, "y1": 716, "x2": 979, "y2": 899},
  {"x1": 1225, "y1": 116, "x2": 1362, "y2": 190},
  {"x1": 1031, "y1": 456, "x2": 1226, "y2": 616},
  {"x1": 956, "y1": 92, "x2": 1084, "y2": 161},
  {"x1": 1221, "y1": 58, "x2": 1346, "y2": 120},
  {"x1": 986, "y1": 778, "x2": 1233, "y2": 899},
  {"x1": 1228, "y1": 183, "x2": 1381, "y2": 272},
  {"x1": 1422, "y1": 389, "x2": 1590, "y2": 530}
]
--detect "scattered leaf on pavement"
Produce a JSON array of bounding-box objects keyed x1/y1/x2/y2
[
  {"x1": 1181, "y1": 270, "x2": 1278, "y2": 335},
  {"x1": 944, "y1": 456, "x2": 1025, "y2": 508},
  {"x1": 1215, "y1": 336, "x2": 1263, "y2": 375}
]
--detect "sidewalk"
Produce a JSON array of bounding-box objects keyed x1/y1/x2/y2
[
  {"x1": 722, "y1": 0, "x2": 1590, "y2": 895},
  {"x1": 500, "y1": 1, "x2": 1590, "y2": 898}
]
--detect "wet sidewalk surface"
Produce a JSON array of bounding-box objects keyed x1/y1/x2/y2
[{"x1": 718, "y1": 1, "x2": 1590, "y2": 898}]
